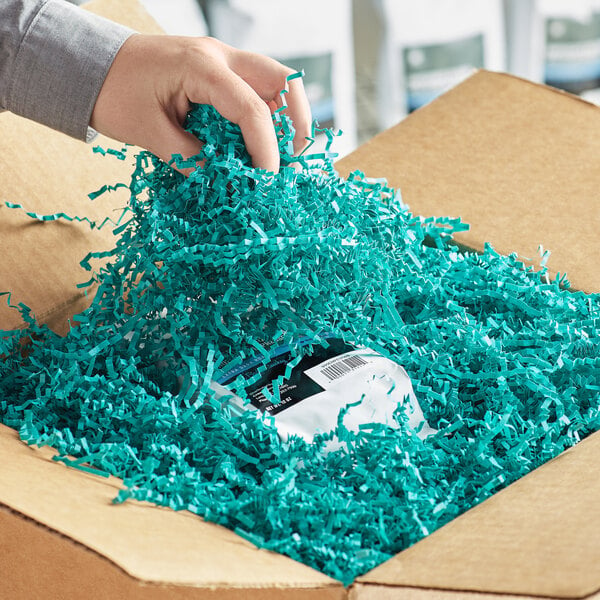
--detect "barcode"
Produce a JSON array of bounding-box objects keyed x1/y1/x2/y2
[{"x1": 320, "y1": 355, "x2": 367, "y2": 381}]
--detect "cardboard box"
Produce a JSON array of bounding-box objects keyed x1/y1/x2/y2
[{"x1": 1, "y1": 1, "x2": 599, "y2": 598}]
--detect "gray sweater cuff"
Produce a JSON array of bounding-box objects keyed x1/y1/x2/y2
[{"x1": 6, "y1": 0, "x2": 135, "y2": 141}]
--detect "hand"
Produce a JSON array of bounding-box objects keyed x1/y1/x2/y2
[{"x1": 90, "y1": 34, "x2": 312, "y2": 173}]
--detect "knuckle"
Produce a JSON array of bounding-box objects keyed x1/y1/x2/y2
[
  {"x1": 200, "y1": 36, "x2": 228, "y2": 54},
  {"x1": 183, "y1": 36, "x2": 223, "y2": 65},
  {"x1": 280, "y1": 64, "x2": 296, "y2": 77},
  {"x1": 245, "y1": 99, "x2": 271, "y2": 122}
]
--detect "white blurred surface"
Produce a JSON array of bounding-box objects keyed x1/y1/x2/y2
[{"x1": 139, "y1": 0, "x2": 208, "y2": 35}]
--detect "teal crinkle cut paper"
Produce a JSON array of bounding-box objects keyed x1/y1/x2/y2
[{"x1": 1, "y1": 88, "x2": 599, "y2": 585}]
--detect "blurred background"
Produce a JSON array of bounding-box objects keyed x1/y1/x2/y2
[{"x1": 84, "y1": 0, "x2": 600, "y2": 157}]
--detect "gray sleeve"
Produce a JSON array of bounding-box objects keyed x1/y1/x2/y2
[{"x1": 0, "y1": 0, "x2": 135, "y2": 141}]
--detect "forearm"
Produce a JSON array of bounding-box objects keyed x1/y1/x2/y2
[{"x1": 0, "y1": 0, "x2": 134, "y2": 140}]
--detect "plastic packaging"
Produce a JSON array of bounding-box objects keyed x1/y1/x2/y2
[{"x1": 211, "y1": 338, "x2": 437, "y2": 450}]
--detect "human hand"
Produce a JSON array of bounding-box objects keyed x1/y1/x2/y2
[{"x1": 90, "y1": 34, "x2": 312, "y2": 173}]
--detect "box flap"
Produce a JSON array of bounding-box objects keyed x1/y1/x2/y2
[
  {"x1": 337, "y1": 72, "x2": 600, "y2": 599},
  {"x1": 84, "y1": 0, "x2": 164, "y2": 29},
  {"x1": 0, "y1": 423, "x2": 342, "y2": 595},
  {"x1": 336, "y1": 70, "x2": 600, "y2": 294},
  {"x1": 0, "y1": 0, "x2": 162, "y2": 335},
  {"x1": 354, "y1": 430, "x2": 600, "y2": 599},
  {"x1": 1, "y1": 508, "x2": 343, "y2": 600}
]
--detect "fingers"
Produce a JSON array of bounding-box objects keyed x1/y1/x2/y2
[
  {"x1": 114, "y1": 36, "x2": 314, "y2": 174},
  {"x1": 215, "y1": 79, "x2": 280, "y2": 172},
  {"x1": 218, "y1": 45, "x2": 313, "y2": 160},
  {"x1": 282, "y1": 75, "x2": 313, "y2": 156},
  {"x1": 186, "y1": 60, "x2": 280, "y2": 172},
  {"x1": 237, "y1": 100, "x2": 280, "y2": 172}
]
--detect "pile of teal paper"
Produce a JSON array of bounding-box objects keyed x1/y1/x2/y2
[{"x1": 1, "y1": 101, "x2": 599, "y2": 584}]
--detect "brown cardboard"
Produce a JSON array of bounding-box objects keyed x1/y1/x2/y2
[
  {"x1": 0, "y1": 424, "x2": 344, "y2": 599},
  {"x1": 352, "y1": 430, "x2": 600, "y2": 599},
  {"x1": 0, "y1": 1, "x2": 599, "y2": 598},
  {"x1": 0, "y1": 113, "x2": 130, "y2": 334},
  {"x1": 1, "y1": 506, "x2": 339, "y2": 600}
]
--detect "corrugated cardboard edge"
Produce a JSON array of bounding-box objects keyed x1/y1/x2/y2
[{"x1": 0, "y1": 423, "x2": 344, "y2": 597}]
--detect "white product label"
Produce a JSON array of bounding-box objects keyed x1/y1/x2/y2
[
  {"x1": 214, "y1": 340, "x2": 437, "y2": 450},
  {"x1": 304, "y1": 349, "x2": 370, "y2": 387}
]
